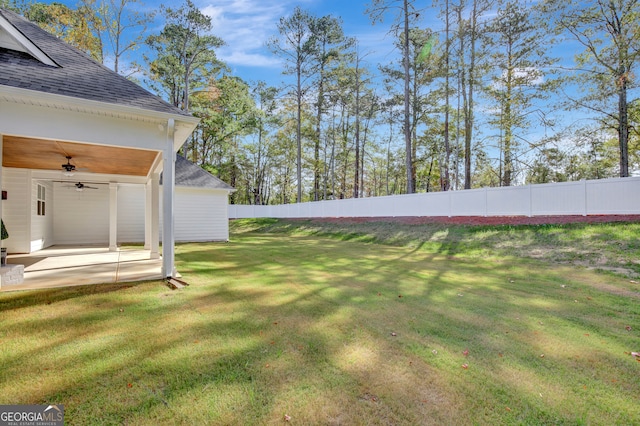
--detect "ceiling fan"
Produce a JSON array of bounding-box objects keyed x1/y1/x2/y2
[
  {"x1": 53, "y1": 181, "x2": 102, "y2": 192},
  {"x1": 73, "y1": 182, "x2": 99, "y2": 191},
  {"x1": 61, "y1": 156, "x2": 76, "y2": 176}
]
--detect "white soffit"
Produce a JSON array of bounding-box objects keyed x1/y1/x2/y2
[{"x1": 0, "y1": 85, "x2": 199, "y2": 127}]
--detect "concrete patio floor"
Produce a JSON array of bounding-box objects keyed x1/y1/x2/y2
[{"x1": 0, "y1": 245, "x2": 164, "y2": 292}]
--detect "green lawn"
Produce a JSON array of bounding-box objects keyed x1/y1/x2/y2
[{"x1": 1, "y1": 219, "x2": 639, "y2": 424}]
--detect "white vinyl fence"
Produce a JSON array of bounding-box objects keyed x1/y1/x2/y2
[{"x1": 229, "y1": 176, "x2": 640, "y2": 219}]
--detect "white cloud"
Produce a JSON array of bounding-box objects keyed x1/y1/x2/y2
[
  {"x1": 223, "y1": 51, "x2": 282, "y2": 68},
  {"x1": 200, "y1": 0, "x2": 302, "y2": 69},
  {"x1": 195, "y1": 0, "x2": 403, "y2": 80},
  {"x1": 491, "y1": 67, "x2": 545, "y2": 91},
  {"x1": 513, "y1": 67, "x2": 544, "y2": 85}
]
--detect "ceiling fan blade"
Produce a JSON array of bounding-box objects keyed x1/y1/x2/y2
[{"x1": 52, "y1": 180, "x2": 106, "y2": 190}]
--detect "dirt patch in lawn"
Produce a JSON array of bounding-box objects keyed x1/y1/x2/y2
[{"x1": 579, "y1": 275, "x2": 640, "y2": 298}]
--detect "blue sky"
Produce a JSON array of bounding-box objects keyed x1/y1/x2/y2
[
  {"x1": 196, "y1": 0, "x2": 406, "y2": 88},
  {"x1": 40, "y1": 0, "x2": 413, "y2": 89},
  {"x1": 35, "y1": 0, "x2": 636, "y2": 177},
  {"x1": 131, "y1": 0, "x2": 596, "y2": 165}
]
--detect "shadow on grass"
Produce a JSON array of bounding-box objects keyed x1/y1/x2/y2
[
  {"x1": 1, "y1": 229, "x2": 639, "y2": 424},
  {"x1": 0, "y1": 281, "x2": 153, "y2": 312},
  {"x1": 242, "y1": 219, "x2": 640, "y2": 278}
]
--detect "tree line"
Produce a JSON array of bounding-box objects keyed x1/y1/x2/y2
[{"x1": 6, "y1": 0, "x2": 640, "y2": 204}]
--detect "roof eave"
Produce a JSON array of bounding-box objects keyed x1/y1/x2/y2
[
  {"x1": 0, "y1": 11, "x2": 58, "y2": 67},
  {"x1": 0, "y1": 85, "x2": 200, "y2": 148}
]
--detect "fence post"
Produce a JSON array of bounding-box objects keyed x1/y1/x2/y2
[
  {"x1": 583, "y1": 179, "x2": 588, "y2": 216},
  {"x1": 484, "y1": 187, "x2": 488, "y2": 217},
  {"x1": 528, "y1": 184, "x2": 533, "y2": 217}
]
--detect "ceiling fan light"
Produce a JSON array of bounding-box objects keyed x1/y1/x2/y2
[
  {"x1": 75, "y1": 187, "x2": 83, "y2": 192},
  {"x1": 62, "y1": 157, "x2": 76, "y2": 175}
]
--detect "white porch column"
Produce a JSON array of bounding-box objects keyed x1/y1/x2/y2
[
  {"x1": 0, "y1": 133, "x2": 3, "y2": 215},
  {"x1": 162, "y1": 119, "x2": 176, "y2": 278},
  {"x1": 109, "y1": 182, "x2": 118, "y2": 251},
  {"x1": 0, "y1": 133, "x2": 3, "y2": 240},
  {"x1": 144, "y1": 180, "x2": 151, "y2": 250},
  {"x1": 147, "y1": 173, "x2": 160, "y2": 259}
]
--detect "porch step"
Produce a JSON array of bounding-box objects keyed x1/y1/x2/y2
[
  {"x1": 166, "y1": 277, "x2": 189, "y2": 289},
  {"x1": 0, "y1": 264, "x2": 25, "y2": 287}
]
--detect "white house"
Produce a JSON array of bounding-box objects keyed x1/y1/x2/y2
[
  {"x1": 0, "y1": 8, "x2": 232, "y2": 278},
  {"x1": 5, "y1": 155, "x2": 233, "y2": 251}
]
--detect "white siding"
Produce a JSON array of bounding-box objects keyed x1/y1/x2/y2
[
  {"x1": 53, "y1": 182, "x2": 109, "y2": 244},
  {"x1": 117, "y1": 184, "x2": 145, "y2": 243},
  {"x1": 1, "y1": 168, "x2": 31, "y2": 253},
  {"x1": 118, "y1": 185, "x2": 230, "y2": 243},
  {"x1": 2, "y1": 170, "x2": 230, "y2": 251},
  {"x1": 160, "y1": 187, "x2": 230, "y2": 242},
  {"x1": 52, "y1": 183, "x2": 229, "y2": 245}
]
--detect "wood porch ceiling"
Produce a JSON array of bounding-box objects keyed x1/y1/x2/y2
[{"x1": 2, "y1": 136, "x2": 158, "y2": 176}]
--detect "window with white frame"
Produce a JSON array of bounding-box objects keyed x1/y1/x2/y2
[{"x1": 37, "y1": 184, "x2": 46, "y2": 216}]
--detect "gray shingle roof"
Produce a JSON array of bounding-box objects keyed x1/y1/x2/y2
[
  {"x1": 0, "y1": 8, "x2": 190, "y2": 117},
  {"x1": 163, "y1": 155, "x2": 234, "y2": 190}
]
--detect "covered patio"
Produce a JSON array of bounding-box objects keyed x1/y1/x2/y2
[
  {"x1": 0, "y1": 8, "x2": 199, "y2": 287},
  {"x1": 0, "y1": 245, "x2": 164, "y2": 292}
]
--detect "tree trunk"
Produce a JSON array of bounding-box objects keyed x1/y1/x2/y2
[
  {"x1": 442, "y1": 0, "x2": 451, "y2": 191},
  {"x1": 354, "y1": 64, "x2": 361, "y2": 198},
  {"x1": 618, "y1": 72, "x2": 629, "y2": 177},
  {"x1": 315, "y1": 71, "x2": 324, "y2": 201},
  {"x1": 296, "y1": 63, "x2": 303, "y2": 203},
  {"x1": 465, "y1": 4, "x2": 478, "y2": 190},
  {"x1": 403, "y1": 0, "x2": 413, "y2": 194},
  {"x1": 503, "y1": 101, "x2": 512, "y2": 186},
  {"x1": 183, "y1": 64, "x2": 190, "y2": 112},
  {"x1": 361, "y1": 108, "x2": 373, "y2": 198}
]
